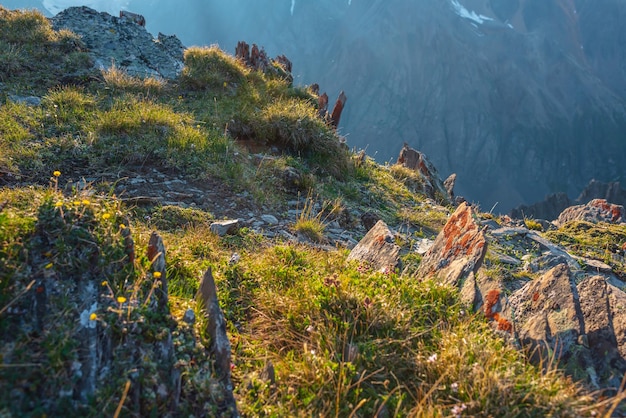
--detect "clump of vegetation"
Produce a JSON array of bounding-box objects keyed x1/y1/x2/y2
[
  {"x1": 524, "y1": 218, "x2": 544, "y2": 231},
  {"x1": 0, "y1": 7, "x2": 93, "y2": 91},
  {"x1": 545, "y1": 220, "x2": 626, "y2": 275},
  {"x1": 0, "y1": 7, "x2": 624, "y2": 417}
]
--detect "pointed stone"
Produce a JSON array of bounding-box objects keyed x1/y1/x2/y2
[
  {"x1": 197, "y1": 268, "x2": 239, "y2": 415},
  {"x1": 346, "y1": 220, "x2": 400, "y2": 272},
  {"x1": 416, "y1": 202, "x2": 487, "y2": 287},
  {"x1": 147, "y1": 232, "x2": 168, "y2": 314}
]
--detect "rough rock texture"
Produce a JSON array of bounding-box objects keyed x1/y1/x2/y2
[
  {"x1": 346, "y1": 220, "x2": 400, "y2": 272},
  {"x1": 51, "y1": 6, "x2": 184, "y2": 79},
  {"x1": 510, "y1": 192, "x2": 572, "y2": 222},
  {"x1": 416, "y1": 203, "x2": 626, "y2": 390},
  {"x1": 556, "y1": 199, "x2": 625, "y2": 226},
  {"x1": 396, "y1": 144, "x2": 452, "y2": 204},
  {"x1": 508, "y1": 264, "x2": 587, "y2": 366},
  {"x1": 197, "y1": 267, "x2": 239, "y2": 416},
  {"x1": 511, "y1": 180, "x2": 626, "y2": 221},
  {"x1": 416, "y1": 202, "x2": 487, "y2": 286},
  {"x1": 576, "y1": 180, "x2": 626, "y2": 209}
]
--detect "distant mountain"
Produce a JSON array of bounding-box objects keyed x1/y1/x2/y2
[{"x1": 5, "y1": 0, "x2": 626, "y2": 211}]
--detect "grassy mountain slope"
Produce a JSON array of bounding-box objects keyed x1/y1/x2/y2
[{"x1": 0, "y1": 7, "x2": 623, "y2": 417}]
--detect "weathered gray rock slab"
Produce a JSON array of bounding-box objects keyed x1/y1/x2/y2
[
  {"x1": 211, "y1": 219, "x2": 240, "y2": 236},
  {"x1": 347, "y1": 220, "x2": 400, "y2": 272}
]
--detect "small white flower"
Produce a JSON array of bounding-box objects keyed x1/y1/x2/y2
[
  {"x1": 427, "y1": 353, "x2": 437, "y2": 363},
  {"x1": 450, "y1": 382, "x2": 459, "y2": 392}
]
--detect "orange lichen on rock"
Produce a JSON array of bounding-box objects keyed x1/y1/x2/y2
[
  {"x1": 484, "y1": 289, "x2": 500, "y2": 318},
  {"x1": 483, "y1": 289, "x2": 513, "y2": 332}
]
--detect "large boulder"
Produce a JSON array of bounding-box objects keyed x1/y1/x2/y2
[
  {"x1": 51, "y1": 7, "x2": 184, "y2": 79},
  {"x1": 556, "y1": 199, "x2": 626, "y2": 226}
]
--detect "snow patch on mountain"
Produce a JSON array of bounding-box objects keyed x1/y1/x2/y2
[{"x1": 449, "y1": 0, "x2": 493, "y2": 25}]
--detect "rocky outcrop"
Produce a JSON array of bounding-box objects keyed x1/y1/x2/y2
[
  {"x1": 51, "y1": 6, "x2": 184, "y2": 79},
  {"x1": 396, "y1": 144, "x2": 452, "y2": 204},
  {"x1": 511, "y1": 180, "x2": 626, "y2": 221},
  {"x1": 576, "y1": 180, "x2": 626, "y2": 208},
  {"x1": 510, "y1": 192, "x2": 572, "y2": 222},
  {"x1": 416, "y1": 202, "x2": 486, "y2": 286},
  {"x1": 416, "y1": 201, "x2": 626, "y2": 390},
  {"x1": 556, "y1": 199, "x2": 626, "y2": 226}
]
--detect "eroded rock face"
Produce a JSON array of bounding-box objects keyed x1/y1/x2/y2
[
  {"x1": 556, "y1": 199, "x2": 626, "y2": 225},
  {"x1": 51, "y1": 6, "x2": 184, "y2": 79},
  {"x1": 508, "y1": 264, "x2": 586, "y2": 365},
  {"x1": 416, "y1": 202, "x2": 487, "y2": 286}
]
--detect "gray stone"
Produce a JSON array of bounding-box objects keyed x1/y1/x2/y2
[
  {"x1": 182, "y1": 309, "x2": 195, "y2": 325},
  {"x1": 210, "y1": 219, "x2": 240, "y2": 236},
  {"x1": 8, "y1": 94, "x2": 41, "y2": 106},
  {"x1": 261, "y1": 214, "x2": 279, "y2": 225},
  {"x1": 51, "y1": 7, "x2": 184, "y2": 79},
  {"x1": 347, "y1": 220, "x2": 401, "y2": 272}
]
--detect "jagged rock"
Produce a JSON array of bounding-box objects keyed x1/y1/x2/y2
[
  {"x1": 500, "y1": 264, "x2": 626, "y2": 390},
  {"x1": 510, "y1": 192, "x2": 572, "y2": 221},
  {"x1": 51, "y1": 7, "x2": 184, "y2": 79},
  {"x1": 346, "y1": 220, "x2": 400, "y2": 272},
  {"x1": 396, "y1": 143, "x2": 452, "y2": 204},
  {"x1": 511, "y1": 180, "x2": 626, "y2": 221},
  {"x1": 330, "y1": 91, "x2": 347, "y2": 128},
  {"x1": 414, "y1": 238, "x2": 434, "y2": 256},
  {"x1": 235, "y1": 40, "x2": 293, "y2": 82},
  {"x1": 576, "y1": 179, "x2": 626, "y2": 208},
  {"x1": 443, "y1": 173, "x2": 457, "y2": 201},
  {"x1": 416, "y1": 202, "x2": 487, "y2": 287},
  {"x1": 197, "y1": 267, "x2": 238, "y2": 416},
  {"x1": 556, "y1": 199, "x2": 626, "y2": 225},
  {"x1": 210, "y1": 219, "x2": 240, "y2": 236}
]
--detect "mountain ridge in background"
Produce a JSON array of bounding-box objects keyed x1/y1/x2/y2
[{"x1": 3, "y1": 0, "x2": 626, "y2": 212}]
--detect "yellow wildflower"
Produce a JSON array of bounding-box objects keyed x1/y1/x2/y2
[
  {"x1": 54, "y1": 201, "x2": 63, "y2": 208},
  {"x1": 45, "y1": 263, "x2": 53, "y2": 269},
  {"x1": 119, "y1": 224, "x2": 126, "y2": 230},
  {"x1": 53, "y1": 171, "x2": 61, "y2": 177},
  {"x1": 153, "y1": 271, "x2": 162, "y2": 279},
  {"x1": 102, "y1": 213, "x2": 111, "y2": 220},
  {"x1": 101, "y1": 281, "x2": 108, "y2": 287},
  {"x1": 89, "y1": 313, "x2": 97, "y2": 321},
  {"x1": 82, "y1": 199, "x2": 90, "y2": 206},
  {"x1": 117, "y1": 296, "x2": 127, "y2": 304}
]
